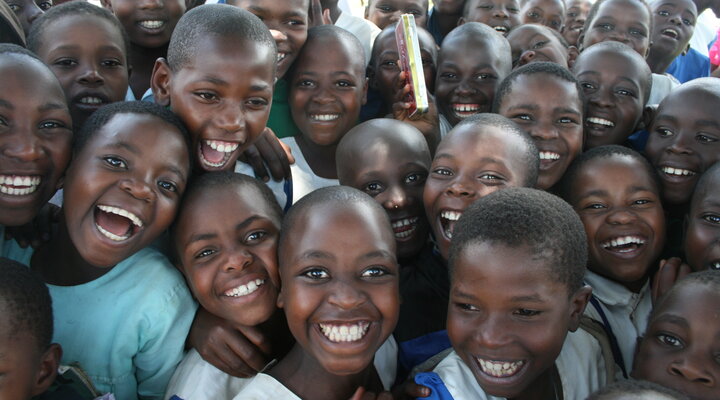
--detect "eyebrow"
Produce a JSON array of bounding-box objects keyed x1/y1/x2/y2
[
  {"x1": 298, "y1": 250, "x2": 335, "y2": 261},
  {"x1": 0, "y1": 99, "x2": 13, "y2": 110},
  {"x1": 39, "y1": 102, "x2": 67, "y2": 112},
  {"x1": 185, "y1": 216, "x2": 265, "y2": 246},
  {"x1": 510, "y1": 294, "x2": 544, "y2": 303},
  {"x1": 358, "y1": 250, "x2": 395, "y2": 262},
  {"x1": 653, "y1": 313, "x2": 689, "y2": 329},
  {"x1": 106, "y1": 141, "x2": 140, "y2": 155}
]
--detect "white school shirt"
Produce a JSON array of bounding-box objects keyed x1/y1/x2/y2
[
  {"x1": 169, "y1": 337, "x2": 397, "y2": 400},
  {"x1": 234, "y1": 136, "x2": 339, "y2": 208},
  {"x1": 648, "y1": 73, "x2": 680, "y2": 106},
  {"x1": 583, "y1": 271, "x2": 653, "y2": 374},
  {"x1": 427, "y1": 329, "x2": 607, "y2": 400}
]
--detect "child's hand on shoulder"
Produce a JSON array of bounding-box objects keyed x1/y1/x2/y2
[
  {"x1": 4, "y1": 203, "x2": 61, "y2": 248},
  {"x1": 188, "y1": 307, "x2": 273, "y2": 377},
  {"x1": 240, "y1": 127, "x2": 295, "y2": 182},
  {"x1": 309, "y1": 0, "x2": 333, "y2": 26},
  {"x1": 652, "y1": 257, "x2": 692, "y2": 304}
]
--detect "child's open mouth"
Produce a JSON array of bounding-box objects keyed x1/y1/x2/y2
[
  {"x1": 94, "y1": 205, "x2": 143, "y2": 242},
  {"x1": 451, "y1": 103, "x2": 480, "y2": 119},
  {"x1": 440, "y1": 210, "x2": 462, "y2": 240},
  {"x1": 223, "y1": 279, "x2": 265, "y2": 298},
  {"x1": 476, "y1": 357, "x2": 525, "y2": 378},
  {"x1": 310, "y1": 113, "x2": 340, "y2": 122},
  {"x1": 0, "y1": 175, "x2": 41, "y2": 196},
  {"x1": 601, "y1": 235, "x2": 646, "y2": 254},
  {"x1": 391, "y1": 217, "x2": 419, "y2": 239},
  {"x1": 661, "y1": 166, "x2": 696, "y2": 178},
  {"x1": 318, "y1": 321, "x2": 370, "y2": 343},
  {"x1": 199, "y1": 139, "x2": 239, "y2": 169},
  {"x1": 137, "y1": 20, "x2": 166, "y2": 31},
  {"x1": 661, "y1": 28, "x2": 679, "y2": 40},
  {"x1": 586, "y1": 117, "x2": 615, "y2": 131},
  {"x1": 493, "y1": 26, "x2": 509, "y2": 34},
  {"x1": 539, "y1": 151, "x2": 561, "y2": 165}
]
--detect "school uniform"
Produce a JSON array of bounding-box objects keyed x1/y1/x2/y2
[
  {"x1": 648, "y1": 73, "x2": 680, "y2": 106},
  {"x1": 414, "y1": 329, "x2": 607, "y2": 400},
  {"x1": 164, "y1": 349, "x2": 252, "y2": 400},
  {"x1": 267, "y1": 79, "x2": 300, "y2": 139},
  {"x1": 3, "y1": 243, "x2": 196, "y2": 400},
  {"x1": 583, "y1": 271, "x2": 653, "y2": 376},
  {"x1": 230, "y1": 337, "x2": 397, "y2": 399},
  {"x1": 234, "y1": 136, "x2": 339, "y2": 211}
]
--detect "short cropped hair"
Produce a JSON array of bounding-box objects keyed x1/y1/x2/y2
[
  {"x1": 0, "y1": 258, "x2": 53, "y2": 352},
  {"x1": 493, "y1": 61, "x2": 585, "y2": 113},
  {"x1": 582, "y1": 0, "x2": 654, "y2": 47},
  {"x1": 653, "y1": 270, "x2": 720, "y2": 317},
  {"x1": 27, "y1": 2, "x2": 130, "y2": 60},
  {"x1": 167, "y1": 4, "x2": 277, "y2": 72},
  {"x1": 448, "y1": 187, "x2": 587, "y2": 294},
  {"x1": 452, "y1": 113, "x2": 540, "y2": 187},
  {"x1": 557, "y1": 145, "x2": 660, "y2": 201},
  {"x1": 278, "y1": 186, "x2": 392, "y2": 262},
  {"x1": 441, "y1": 22, "x2": 512, "y2": 74},
  {"x1": 574, "y1": 41, "x2": 653, "y2": 105},
  {"x1": 0, "y1": 42, "x2": 40, "y2": 59},
  {"x1": 507, "y1": 23, "x2": 571, "y2": 48},
  {"x1": 588, "y1": 379, "x2": 689, "y2": 400},
  {"x1": 691, "y1": 162, "x2": 720, "y2": 210},
  {"x1": 290, "y1": 24, "x2": 367, "y2": 77},
  {"x1": 74, "y1": 101, "x2": 191, "y2": 154}
]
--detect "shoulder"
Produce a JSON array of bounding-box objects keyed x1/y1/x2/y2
[
  {"x1": 232, "y1": 373, "x2": 301, "y2": 400},
  {"x1": 165, "y1": 349, "x2": 251, "y2": 400},
  {"x1": 427, "y1": 351, "x2": 496, "y2": 399}
]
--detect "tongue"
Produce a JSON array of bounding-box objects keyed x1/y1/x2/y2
[
  {"x1": 201, "y1": 142, "x2": 226, "y2": 164},
  {"x1": 96, "y1": 209, "x2": 132, "y2": 236}
]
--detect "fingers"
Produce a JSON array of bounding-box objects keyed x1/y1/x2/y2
[
  {"x1": 254, "y1": 128, "x2": 292, "y2": 181},
  {"x1": 652, "y1": 257, "x2": 690, "y2": 304},
  {"x1": 242, "y1": 144, "x2": 269, "y2": 182}
]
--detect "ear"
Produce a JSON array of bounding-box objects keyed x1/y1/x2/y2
[
  {"x1": 30, "y1": 343, "x2": 62, "y2": 396},
  {"x1": 645, "y1": 40, "x2": 652, "y2": 58},
  {"x1": 364, "y1": 5, "x2": 370, "y2": 18},
  {"x1": 99, "y1": 0, "x2": 112, "y2": 10},
  {"x1": 568, "y1": 285, "x2": 592, "y2": 332},
  {"x1": 567, "y1": 45, "x2": 580, "y2": 69},
  {"x1": 640, "y1": 104, "x2": 657, "y2": 131},
  {"x1": 362, "y1": 77, "x2": 369, "y2": 105},
  {"x1": 276, "y1": 288, "x2": 285, "y2": 309},
  {"x1": 151, "y1": 58, "x2": 173, "y2": 107},
  {"x1": 366, "y1": 63, "x2": 377, "y2": 90},
  {"x1": 682, "y1": 43, "x2": 690, "y2": 56},
  {"x1": 458, "y1": 17, "x2": 466, "y2": 26}
]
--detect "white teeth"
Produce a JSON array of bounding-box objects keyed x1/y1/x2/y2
[
  {"x1": 662, "y1": 28, "x2": 678, "y2": 38},
  {"x1": 601, "y1": 235, "x2": 646, "y2": 250},
  {"x1": 0, "y1": 175, "x2": 41, "y2": 195},
  {"x1": 587, "y1": 117, "x2": 615, "y2": 127},
  {"x1": 392, "y1": 217, "x2": 419, "y2": 239},
  {"x1": 310, "y1": 114, "x2": 340, "y2": 121},
  {"x1": 452, "y1": 104, "x2": 480, "y2": 115},
  {"x1": 661, "y1": 166, "x2": 696, "y2": 176},
  {"x1": 318, "y1": 322, "x2": 370, "y2": 342},
  {"x1": 139, "y1": 20, "x2": 164, "y2": 29},
  {"x1": 79, "y1": 97, "x2": 103, "y2": 105},
  {"x1": 205, "y1": 140, "x2": 239, "y2": 153},
  {"x1": 539, "y1": 151, "x2": 560, "y2": 160},
  {"x1": 476, "y1": 358, "x2": 525, "y2": 377},
  {"x1": 441, "y1": 210, "x2": 462, "y2": 221},
  {"x1": 493, "y1": 26, "x2": 508, "y2": 33},
  {"x1": 223, "y1": 279, "x2": 265, "y2": 297},
  {"x1": 97, "y1": 205, "x2": 143, "y2": 227},
  {"x1": 95, "y1": 223, "x2": 130, "y2": 241},
  {"x1": 277, "y1": 52, "x2": 287, "y2": 62}
]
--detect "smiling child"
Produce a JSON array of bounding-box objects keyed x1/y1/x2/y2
[{"x1": 684, "y1": 163, "x2": 720, "y2": 272}]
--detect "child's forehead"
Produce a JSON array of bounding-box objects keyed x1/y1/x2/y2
[
  {"x1": 596, "y1": 0, "x2": 649, "y2": 18},
  {"x1": 578, "y1": 155, "x2": 655, "y2": 188},
  {"x1": 296, "y1": 35, "x2": 364, "y2": 73},
  {"x1": 440, "y1": 35, "x2": 502, "y2": 64},
  {"x1": 238, "y1": 0, "x2": 309, "y2": 14},
  {"x1": 654, "y1": 0, "x2": 696, "y2": 12},
  {"x1": 0, "y1": 56, "x2": 65, "y2": 97},
  {"x1": 576, "y1": 48, "x2": 643, "y2": 76},
  {"x1": 526, "y1": 0, "x2": 565, "y2": 10}
]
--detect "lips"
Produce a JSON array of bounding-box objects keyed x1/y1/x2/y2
[
  {"x1": 660, "y1": 165, "x2": 696, "y2": 177},
  {"x1": 72, "y1": 92, "x2": 111, "y2": 110},
  {"x1": 391, "y1": 217, "x2": 419, "y2": 239},
  {"x1": 493, "y1": 25, "x2": 509, "y2": 34},
  {"x1": 223, "y1": 278, "x2": 265, "y2": 298},
  {"x1": 586, "y1": 117, "x2": 615, "y2": 130},
  {"x1": 476, "y1": 357, "x2": 526, "y2": 378},
  {"x1": 94, "y1": 204, "x2": 144, "y2": 242},
  {"x1": 439, "y1": 209, "x2": 462, "y2": 240},
  {"x1": 318, "y1": 321, "x2": 370, "y2": 342},
  {"x1": 137, "y1": 19, "x2": 166, "y2": 31},
  {"x1": 451, "y1": 103, "x2": 481, "y2": 119},
  {"x1": 661, "y1": 27, "x2": 679, "y2": 40},
  {"x1": 0, "y1": 175, "x2": 41, "y2": 196},
  {"x1": 198, "y1": 139, "x2": 240, "y2": 170}
]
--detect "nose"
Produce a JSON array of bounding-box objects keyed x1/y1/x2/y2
[
  {"x1": 381, "y1": 185, "x2": 409, "y2": 211},
  {"x1": 78, "y1": 64, "x2": 104, "y2": 87},
  {"x1": 138, "y1": 0, "x2": 163, "y2": 9},
  {"x1": 493, "y1": 7, "x2": 508, "y2": 19},
  {"x1": 26, "y1": 3, "x2": 43, "y2": 25},
  {"x1": 475, "y1": 314, "x2": 512, "y2": 349},
  {"x1": 531, "y1": 120, "x2": 560, "y2": 141},
  {"x1": 446, "y1": 175, "x2": 477, "y2": 198},
  {"x1": 3, "y1": 132, "x2": 43, "y2": 162},
  {"x1": 669, "y1": 14, "x2": 682, "y2": 26},
  {"x1": 312, "y1": 84, "x2": 336, "y2": 105},
  {"x1": 518, "y1": 50, "x2": 536, "y2": 66},
  {"x1": 223, "y1": 247, "x2": 253, "y2": 272},
  {"x1": 216, "y1": 105, "x2": 246, "y2": 141},
  {"x1": 666, "y1": 131, "x2": 693, "y2": 155},
  {"x1": 606, "y1": 207, "x2": 637, "y2": 225},
  {"x1": 328, "y1": 280, "x2": 367, "y2": 310},
  {"x1": 589, "y1": 86, "x2": 613, "y2": 109},
  {"x1": 120, "y1": 177, "x2": 155, "y2": 202},
  {"x1": 670, "y1": 355, "x2": 716, "y2": 387},
  {"x1": 608, "y1": 30, "x2": 630, "y2": 45},
  {"x1": 455, "y1": 78, "x2": 477, "y2": 96}
]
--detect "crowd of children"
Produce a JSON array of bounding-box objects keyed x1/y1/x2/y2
[{"x1": 1, "y1": 0, "x2": 719, "y2": 398}]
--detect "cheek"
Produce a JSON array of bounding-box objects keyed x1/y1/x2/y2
[{"x1": 288, "y1": 31, "x2": 308, "y2": 53}]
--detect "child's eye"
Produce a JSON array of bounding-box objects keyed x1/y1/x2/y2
[
  {"x1": 457, "y1": 302, "x2": 479, "y2": 311},
  {"x1": 54, "y1": 58, "x2": 78, "y2": 67},
  {"x1": 514, "y1": 308, "x2": 541, "y2": 317},
  {"x1": 361, "y1": 266, "x2": 388, "y2": 278},
  {"x1": 632, "y1": 199, "x2": 652, "y2": 206},
  {"x1": 378, "y1": 5, "x2": 394, "y2": 12},
  {"x1": 38, "y1": 121, "x2": 67, "y2": 129},
  {"x1": 194, "y1": 91, "x2": 218, "y2": 101},
  {"x1": 405, "y1": 172, "x2": 426, "y2": 185},
  {"x1": 287, "y1": 18, "x2": 306, "y2": 26},
  {"x1": 101, "y1": 59, "x2": 123, "y2": 68},
  {"x1": 550, "y1": 19, "x2": 561, "y2": 28},
  {"x1": 512, "y1": 114, "x2": 533, "y2": 122},
  {"x1": 479, "y1": 173, "x2": 503, "y2": 182},
  {"x1": 0, "y1": 116, "x2": 8, "y2": 126},
  {"x1": 596, "y1": 23, "x2": 613, "y2": 31},
  {"x1": 195, "y1": 248, "x2": 216, "y2": 259},
  {"x1": 103, "y1": 156, "x2": 127, "y2": 169},
  {"x1": 696, "y1": 133, "x2": 718, "y2": 143},
  {"x1": 656, "y1": 128, "x2": 674, "y2": 137},
  {"x1": 37, "y1": 1, "x2": 51, "y2": 10},
  {"x1": 527, "y1": 11, "x2": 540, "y2": 19},
  {"x1": 532, "y1": 40, "x2": 548, "y2": 49},
  {"x1": 336, "y1": 80, "x2": 354, "y2": 88},
  {"x1": 478, "y1": 4, "x2": 493, "y2": 9},
  {"x1": 440, "y1": 72, "x2": 458, "y2": 80},
  {"x1": 701, "y1": 214, "x2": 720, "y2": 224},
  {"x1": 364, "y1": 181, "x2": 383, "y2": 193},
  {"x1": 657, "y1": 10, "x2": 669, "y2": 16},
  {"x1": 246, "y1": 98, "x2": 269, "y2": 108},
  {"x1": 297, "y1": 79, "x2": 316, "y2": 88},
  {"x1": 246, "y1": 231, "x2": 267, "y2": 243},
  {"x1": 158, "y1": 180, "x2": 178, "y2": 193},
  {"x1": 584, "y1": 203, "x2": 606, "y2": 210},
  {"x1": 683, "y1": 18, "x2": 693, "y2": 26},
  {"x1": 558, "y1": 117, "x2": 577, "y2": 124},
  {"x1": 580, "y1": 82, "x2": 595, "y2": 91},
  {"x1": 508, "y1": 7, "x2": 520, "y2": 13},
  {"x1": 302, "y1": 268, "x2": 330, "y2": 280},
  {"x1": 629, "y1": 28, "x2": 647, "y2": 37},
  {"x1": 7, "y1": 3, "x2": 20, "y2": 11},
  {"x1": 476, "y1": 73, "x2": 493, "y2": 81},
  {"x1": 615, "y1": 88, "x2": 636, "y2": 97},
  {"x1": 381, "y1": 60, "x2": 398, "y2": 68},
  {"x1": 657, "y1": 333, "x2": 684, "y2": 348},
  {"x1": 568, "y1": 11, "x2": 578, "y2": 17},
  {"x1": 432, "y1": 167, "x2": 453, "y2": 176}
]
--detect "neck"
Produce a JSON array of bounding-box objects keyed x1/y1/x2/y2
[
  {"x1": 269, "y1": 344, "x2": 381, "y2": 400},
  {"x1": 510, "y1": 365, "x2": 560, "y2": 400},
  {"x1": 231, "y1": 309, "x2": 294, "y2": 361},
  {"x1": 647, "y1": 52, "x2": 673, "y2": 74},
  {"x1": 295, "y1": 135, "x2": 339, "y2": 179},
  {"x1": 128, "y1": 43, "x2": 168, "y2": 99},
  {"x1": 31, "y1": 216, "x2": 114, "y2": 286}
]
